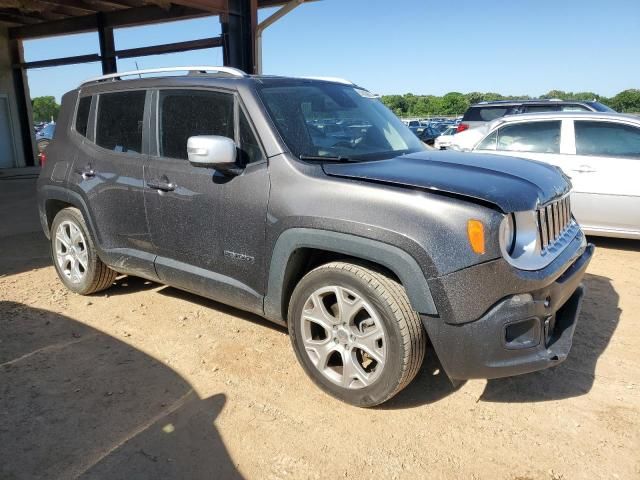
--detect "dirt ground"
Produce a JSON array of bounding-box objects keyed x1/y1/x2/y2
[{"x1": 1, "y1": 177, "x2": 639, "y2": 480}]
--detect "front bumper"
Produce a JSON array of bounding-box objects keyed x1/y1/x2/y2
[{"x1": 423, "y1": 240, "x2": 594, "y2": 380}]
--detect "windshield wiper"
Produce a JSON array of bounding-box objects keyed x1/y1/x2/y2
[{"x1": 299, "y1": 155, "x2": 356, "y2": 163}]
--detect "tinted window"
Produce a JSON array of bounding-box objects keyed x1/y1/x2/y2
[
  {"x1": 96, "y1": 91, "x2": 145, "y2": 154},
  {"x1": 575, "y1": 121, "x2": 640, "y2": 158},
  {"x1": 463, "y1": 106, "x2": 516, "y2": 122},
  {"x1": 496, "y1": 121, "x2": 561, "y2": 153},
  {"x1": 523, "y1": 105, "x2": 559, "y2": 113},
  {"x1": 561, "y1": 105, "x2": 589, "y2": 112},
  {"x1": 159, "y1": 89, "x2": 234, "y2": 160},
  {"x1": 75, "y1": 96, "x2": 91, "y2": 137},
  {"x1": 587, "y1": 102, "x2": 615, "y2": 113},
  {"x1": 238, "y1": 109, "x2": 264, "y2": 166}
]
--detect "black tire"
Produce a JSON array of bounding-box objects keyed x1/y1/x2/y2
[
  {"x1": 50, "y1": 207, "x2": 117, "y2": 295},
  {"x1": 288, "y1": 261, "x2": 426, "y2": 407}
]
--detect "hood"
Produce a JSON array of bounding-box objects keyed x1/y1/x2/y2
[{"x1": 322, "y1": 150, "x2": 571, "y2": 212}]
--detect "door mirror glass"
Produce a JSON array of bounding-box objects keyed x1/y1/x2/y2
[{"x1": 187, "y1": 135, "x2": 238, "y2": 172}]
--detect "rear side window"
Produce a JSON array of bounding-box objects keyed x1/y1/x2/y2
[
  {"x1": 575, "y1": 121, "x2": 640, "y2": 158},
  {"x1": 96, "y1": 91, "x2": 145, "y2": 154},
  {"x1": 495, "y1": 121, "x2": 561, "y2": 153},
  {"x1": 463, "y1": 106, "x2": 516, "y2": 122},
  {"x1": 75, "y1": 96, "x2": 91, "y2": 137},
  {"x1": 523, "y1": 105, "x2": 560, "y2": 113},
  {"x1": 159, "y1": 89, "x2": 234, "y2": 160}
]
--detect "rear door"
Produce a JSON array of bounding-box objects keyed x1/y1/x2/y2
[
  {"x1": 567, "y1": 119, "x2": 640, "y2": 234},
  {"x1": 71, "y1": 89, "x2": 157, "y2": 278},
  {"x1": 143, "y1": 88, "x2": 269, "y2": 313}
]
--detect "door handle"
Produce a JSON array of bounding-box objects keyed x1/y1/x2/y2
[
  {"x1": 571, "y1": 165, "x2": 596, "y2": 173},
  {"x1": 147, "y1": 179, "x2": 176, "y2": 192}
]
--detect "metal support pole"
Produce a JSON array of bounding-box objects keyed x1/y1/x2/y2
[
  {"x1": 222, "y1": 0, "x2": 256, "y2": 74},
  {"x1": 255, "y1": 0, "x2": 305, "y2": 74},
  {"x1": 8, "y1": 38, "x2": 36, "y2": 167},
  {"x1": 97, "y1": 13, "x2": 117, "y2": 74}
]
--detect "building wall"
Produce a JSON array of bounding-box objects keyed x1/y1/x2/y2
[{"x1": 0, "y1": 26, "x2": 35, "y2": 168}]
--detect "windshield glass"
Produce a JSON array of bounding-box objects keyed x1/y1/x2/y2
[{"x1": 257, "y1": 81, "x2": 425, "y2": 160}]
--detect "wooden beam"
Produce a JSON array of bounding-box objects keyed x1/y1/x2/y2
[
  {"x1": 36, "y1": 0, "x2": 102, "y2": 14},
  {"x1": 14, "y1": 53, "x2": 102, "y2": 69},
  {"x1": 9, "y1": 5, "x2": 213, "y2": 39},
  {"x1": 114, "y1": 36, "x2": 223, "y2": 58},
  {"x1": 172, "y1": 0, "x2": 228, "y2": 13}
]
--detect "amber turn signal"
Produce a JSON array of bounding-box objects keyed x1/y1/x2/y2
[{"x1": 467, "y1": 219, "x2": 486, "y2": 255}]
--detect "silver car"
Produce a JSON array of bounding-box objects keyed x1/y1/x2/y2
[{"x1": 451, "y1": 111, "x2": 640, "y2": 239}]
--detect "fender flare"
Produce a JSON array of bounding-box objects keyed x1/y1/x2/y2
[{"x1": 263, "y1": 228, "x2": 438, "y2": 324}]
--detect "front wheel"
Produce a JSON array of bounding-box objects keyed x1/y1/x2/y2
[{"x1": 288, "y1": 262, "x2": 427, "y2": 407}]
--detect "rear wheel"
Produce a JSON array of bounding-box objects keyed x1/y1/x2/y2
[
  {"x1": 288, "y1": 261, "x2": 426, "y2": 407},
  {"x1": 50, "y1": 208, "x2": 117, "y2": 295}
]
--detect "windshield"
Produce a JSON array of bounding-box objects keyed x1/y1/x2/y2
[{"x1": 257, "y1": 81, "x2": 425, "y2": 160}]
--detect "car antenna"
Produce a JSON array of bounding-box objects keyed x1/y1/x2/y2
[{"x1": 135, "y1": 61, "x2": 142, "y2": 78}]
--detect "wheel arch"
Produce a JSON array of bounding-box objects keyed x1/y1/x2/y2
[{"x1": 264, "y1": 228, "x2": 438, "y2": 325}]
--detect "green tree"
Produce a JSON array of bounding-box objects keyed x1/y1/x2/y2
[
  {"x1": 608, "y1": 89, "x2": 640, "y2": 112},
  {"x1": 31, "y1": 96, "x2": 60, "y2": 122},
  {"x1": 439, "y1": 92, "x2": 469, "y2": 115}
]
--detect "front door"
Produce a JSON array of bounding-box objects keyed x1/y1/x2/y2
[{"x1": 143, "y1": 88, "x2": 269, "y2": 313}]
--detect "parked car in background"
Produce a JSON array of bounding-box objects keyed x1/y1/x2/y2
[
  {"x1": 37, "y1": 66, "x2": 593, "y2": 407},
  {"x1": 417, "y1": 125, "x2": 440, "y2": 145},
  {"x1": 36, "y1": 122, "x2": 56, "y2": 153},
  {"x1": 434, "y1": 126, "x2": 458, "y2": 149},
  {"x1": 406, "y1": 119, "x2": 425, "y2": 135},
  {"x1": 451, "y1": 111, "x2": 640, "y2": 239},
  {"x1": 457, "y1": 99, "x2": 615, "y2": 133}
]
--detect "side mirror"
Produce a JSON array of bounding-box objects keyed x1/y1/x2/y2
[{"x1": 187, "y1": 135, "x2": 239, "y2": 173}]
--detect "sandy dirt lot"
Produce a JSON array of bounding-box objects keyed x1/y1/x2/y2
[{"x1": 1, "y1": 178, "x2": 639, "y2": 479}]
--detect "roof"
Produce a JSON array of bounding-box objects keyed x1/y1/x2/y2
[
  {"x1": 1, "y1": 1, "x2": 299, "y2": 39},
  {"x1": 489, "y1": 111, "x2": 640, "y2": 127}
]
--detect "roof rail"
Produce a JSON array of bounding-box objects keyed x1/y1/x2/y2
[
  {"x1": 79, "y1": 66, "x2": 247, "y2": 87},
  {"x1": 299, "y1": 76, "x2": 355, "y2": 85}
]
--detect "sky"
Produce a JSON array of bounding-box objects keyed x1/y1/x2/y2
[{"x1": 23, "y1": 0, "x2": 640, "y2": 102}]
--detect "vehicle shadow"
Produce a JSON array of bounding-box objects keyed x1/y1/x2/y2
[
  {"x1": 157, "y1": 285, "x2": 288, "y2": 335},
  {"x1": 102, "y1": 275, "x2": 160, "y2": 296},
  {"x1": 587, "y1": 235, "x2": 640, "y2": 252},
  {"x1": 376, "y1": 344, "x2": 465, "y2": 410},
  {"x1": 0, "y1": 301, "x2": 243, "y2": 480},
  {"x1": 480, "y1": 273, "x2": 619, "y2": 402}
]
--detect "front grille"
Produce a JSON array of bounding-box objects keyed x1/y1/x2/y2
[{"x1": 537, "y1": 196, "x2": 572, "y2": 250}]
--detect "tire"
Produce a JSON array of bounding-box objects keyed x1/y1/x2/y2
[
  {"x1": 288, "y1": 261, "x2": 426, "y2": 407},
  {"x1": 50, "y1": 207, "x2": 117, "y2": 295}
]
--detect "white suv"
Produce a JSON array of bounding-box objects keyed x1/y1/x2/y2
[{"x1": 450, "y1": 111, "x2": 640, "y2": 239}]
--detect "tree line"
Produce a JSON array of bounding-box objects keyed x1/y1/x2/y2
[
  {"x1": 31, "y1": 88, "x2": 640, "y2": 123},
  {"x1": 380, "y1": 89, "x2": 640, "y2": 118}
]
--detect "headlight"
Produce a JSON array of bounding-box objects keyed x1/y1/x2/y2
[{"x1": 499, "y1": 213, "x2": 515, "y2": 255}]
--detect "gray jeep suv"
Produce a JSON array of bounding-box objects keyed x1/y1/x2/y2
[{"x1": 37, "y1": 67, "x2": 594, "y2": 407}]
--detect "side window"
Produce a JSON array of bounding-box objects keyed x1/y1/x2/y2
[
  {"x1": 496, "y1": 121, "x2": 561, "y2": 153},
  {"x1": 476, "y1": 130, "x2": 497, "y2": 150},
  {"x1": 523, "y1": 105, "x2": 559, "y2": 113},
  {"x1": 575, "y1": 121, "x2": 640, "y2": 158},
  {"x1": 75, "y1": 96, "x2": 91, "y2": 137},
  {"x1": 561, "y1": 105, "x2": 589, "y2": 112},
  {"x1": 159, "y1": 89, "x2": 234, "y2": 160},
  {"x1": 95, "y1": 91, "x2": 145, "y2": 154},
  {"x1": 238, "y1": 109, "x2": 264, "y2": 166}
]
